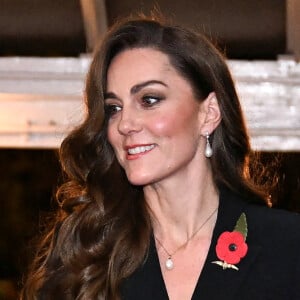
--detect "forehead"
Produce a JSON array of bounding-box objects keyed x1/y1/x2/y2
[
  {"x1": 106, "y1": 48, "x2": 178, "y2": 87},
  {"x1": 110, "y1": 47, "x2": 171, "y2": 69}
]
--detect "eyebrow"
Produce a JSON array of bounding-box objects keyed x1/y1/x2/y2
[
  {"x1": 104, "y1": 80, "x2": 167, "y2": 100},
  {"x1": 130, "y1": 80, "x2": 167, "y2": 94}
]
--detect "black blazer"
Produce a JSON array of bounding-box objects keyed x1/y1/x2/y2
[{"x1": 121, "y1": 189, "x2": 300, "y2": 299}]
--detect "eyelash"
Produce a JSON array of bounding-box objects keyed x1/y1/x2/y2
[
  {"x1": 104, "y1": 104, "x2": 122, "y2": 117},
  {"x1": 104, "y1": 95, "x2": 164, "y2": 118},
  {"x1": 141, "y1": 95, "x2": 164, "y2": 107}
]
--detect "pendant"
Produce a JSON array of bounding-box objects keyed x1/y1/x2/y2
[{"x1": 165, "y1": 257, "x2": 174, "y2": 270}]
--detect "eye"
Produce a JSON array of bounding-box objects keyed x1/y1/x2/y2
[
  {"x1": 104, "y1": 104, "x2": 122, "y2": 117},
  {"x1": 141, "y1": 95, "x2": 163, "y2": 107}
]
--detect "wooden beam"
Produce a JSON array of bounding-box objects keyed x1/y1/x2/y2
[
  {"x1": 79, "y1": 0, "x2": 108, "y2": 52},
  {"x1": 286, "y1": 0, "x2": 300, "y2": 60},
  {"x1": 1, "y1": 57, "x2": 300, "y2": 150},
  {"x1": 0, "y1": 93, "x2": 83, "y2": 149}
]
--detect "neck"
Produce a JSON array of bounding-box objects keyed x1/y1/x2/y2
[{"x1": 144, "y1": 169, "x2": 219, "y2": 246}]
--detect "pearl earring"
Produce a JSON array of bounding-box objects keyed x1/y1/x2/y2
[{"x1": 205, "y1": 132, "x2": 213, "y2": 158}]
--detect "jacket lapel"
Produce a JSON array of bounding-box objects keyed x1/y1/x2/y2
[
  {"x1": 121, "y1": 234, "x2": 169, "y2": 300},
  {"x1": 122, "y1": 189, "x2": 263, "y2": 300},
  {"x1": 192, "y1": 189, "x2": 262, "y2": 299}
]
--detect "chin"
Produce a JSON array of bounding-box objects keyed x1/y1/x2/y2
[{"x1": 126, "y1": 172, "x2": 154, "y2": 186}]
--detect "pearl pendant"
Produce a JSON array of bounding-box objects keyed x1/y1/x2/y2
[
  {"x1": 205, "y1": 142, "x2": 213, "y2": 158},
  {"x1": 205, "y1": 132, "x2": 213, "y2": 158},
  {"x1": 166, "y1": 257, "x2": 174, "y2": 270}
]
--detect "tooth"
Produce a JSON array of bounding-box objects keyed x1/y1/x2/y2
[{"x1": 128, "y1": 145, "x2": 154, "y2": 155}]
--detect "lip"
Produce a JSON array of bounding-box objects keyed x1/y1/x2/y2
[{"x1": 125, "y1": 143, "x2": 156, "y2": 160}]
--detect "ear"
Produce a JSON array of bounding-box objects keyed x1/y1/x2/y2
[{"x1": 199, "y1": 92, "x2": 221, "y2": 135}]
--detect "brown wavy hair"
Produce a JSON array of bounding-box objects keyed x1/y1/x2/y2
[{"x1": 21, "y1": 16, "x2": 268, "y2": 300}]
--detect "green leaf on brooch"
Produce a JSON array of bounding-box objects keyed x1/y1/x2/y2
[{"x1": 234, "y1": 213, "x2": 248, "y2": 240}]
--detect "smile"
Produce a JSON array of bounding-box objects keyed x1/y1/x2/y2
[{"x1": 127, "y1": 144, "x2": 155, "y2": 155}]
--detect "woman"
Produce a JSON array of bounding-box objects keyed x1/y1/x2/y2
[{"x1": 21, "y1": 17, "x2": 300, "y2": 299}]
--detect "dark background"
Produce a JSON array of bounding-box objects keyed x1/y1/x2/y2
[
  {"x1": 0, "y1": 0, "x2": 286, "y2": 59},
  {"x1": 0, "y1": 150, "x2": 299, "y2": 299}
]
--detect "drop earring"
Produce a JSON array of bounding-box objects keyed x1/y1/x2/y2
[{"x1": 205, "y1": 132, "x2": 213, "y2": 158}]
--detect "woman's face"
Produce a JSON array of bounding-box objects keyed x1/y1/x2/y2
[{"x1": 105, "y1": 48, "x2": 207, "y2": 186}]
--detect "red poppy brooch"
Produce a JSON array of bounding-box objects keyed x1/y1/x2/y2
[{"x1": 212, "y1": 213, "x2": 248, "y2": 271}]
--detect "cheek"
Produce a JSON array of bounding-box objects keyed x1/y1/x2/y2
[
  {"x1": 151, "y1": 117, "x2": 174, "y2": 136},
  {"x1": 150, "y1": 111, "x2": 183, "y2": 136},
  {"x1": 151, "y1": 110, "x2": 197, "y2": 138},
  {"x1": 107, "y1": 125, "x2": 118, "y2": 149}
]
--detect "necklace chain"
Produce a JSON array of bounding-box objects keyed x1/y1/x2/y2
[{"x1": 155, "y1": 206, "x2": 218, "y2": 270}]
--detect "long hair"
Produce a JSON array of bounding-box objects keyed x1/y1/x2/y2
[{"x1": 21, "y1": 16, "x2": 268, "y2": 300}]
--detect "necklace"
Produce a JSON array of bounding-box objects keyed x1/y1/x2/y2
[{"x1": 155, "y1": 207, "x2": 218, "y2": 270}]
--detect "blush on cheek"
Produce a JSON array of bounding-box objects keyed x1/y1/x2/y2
[{"x1": 152, "y1": 117, "x2": 175, "y2": 134}]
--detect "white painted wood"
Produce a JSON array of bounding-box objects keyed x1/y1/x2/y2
[
  {"x1": 0, "y1": 93, "x2": 84, "y2": 148},
  {"x1": 0, "y1": 56, "x2": 300, "y2": 150},
  {"x1": 0, "y1": 56, "x2": 90, "y2": 95},
  {"x1": 228, "y1": 58, "x2": 300, "y2": 151}
]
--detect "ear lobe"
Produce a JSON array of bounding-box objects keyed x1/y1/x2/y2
[{"x1": 200, "y1": 92, "x2": 222, "y2": 134}]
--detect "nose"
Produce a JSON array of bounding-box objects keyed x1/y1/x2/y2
[{"x1": 117, "y1": 107, "x2": 142, "y2": 135}]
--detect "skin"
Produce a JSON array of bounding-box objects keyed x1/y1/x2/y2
[{"x1": 105, "y1": 48, "x2": 221, "y2": 300}]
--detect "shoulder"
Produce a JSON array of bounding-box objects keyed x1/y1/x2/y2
[
  {"x1": 245, "y1": 202, "x2": 300, "y2": 242},
  {"x1": 218, "y1": 190, "x2": 300, "y2": 298},
  {"x1": 240, "y1": 198, "x2": 300, "y2": 270},
  {"x1": 220, "y1": 188, "x2": 300, "y2": 247},
  {"x1": 244, "y1": 200, "x2": 300, "y2": 298}
]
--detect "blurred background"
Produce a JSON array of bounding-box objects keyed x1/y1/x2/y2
[{"x1": 0, "y1": 0, "x2": 299, "y2": 298}]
